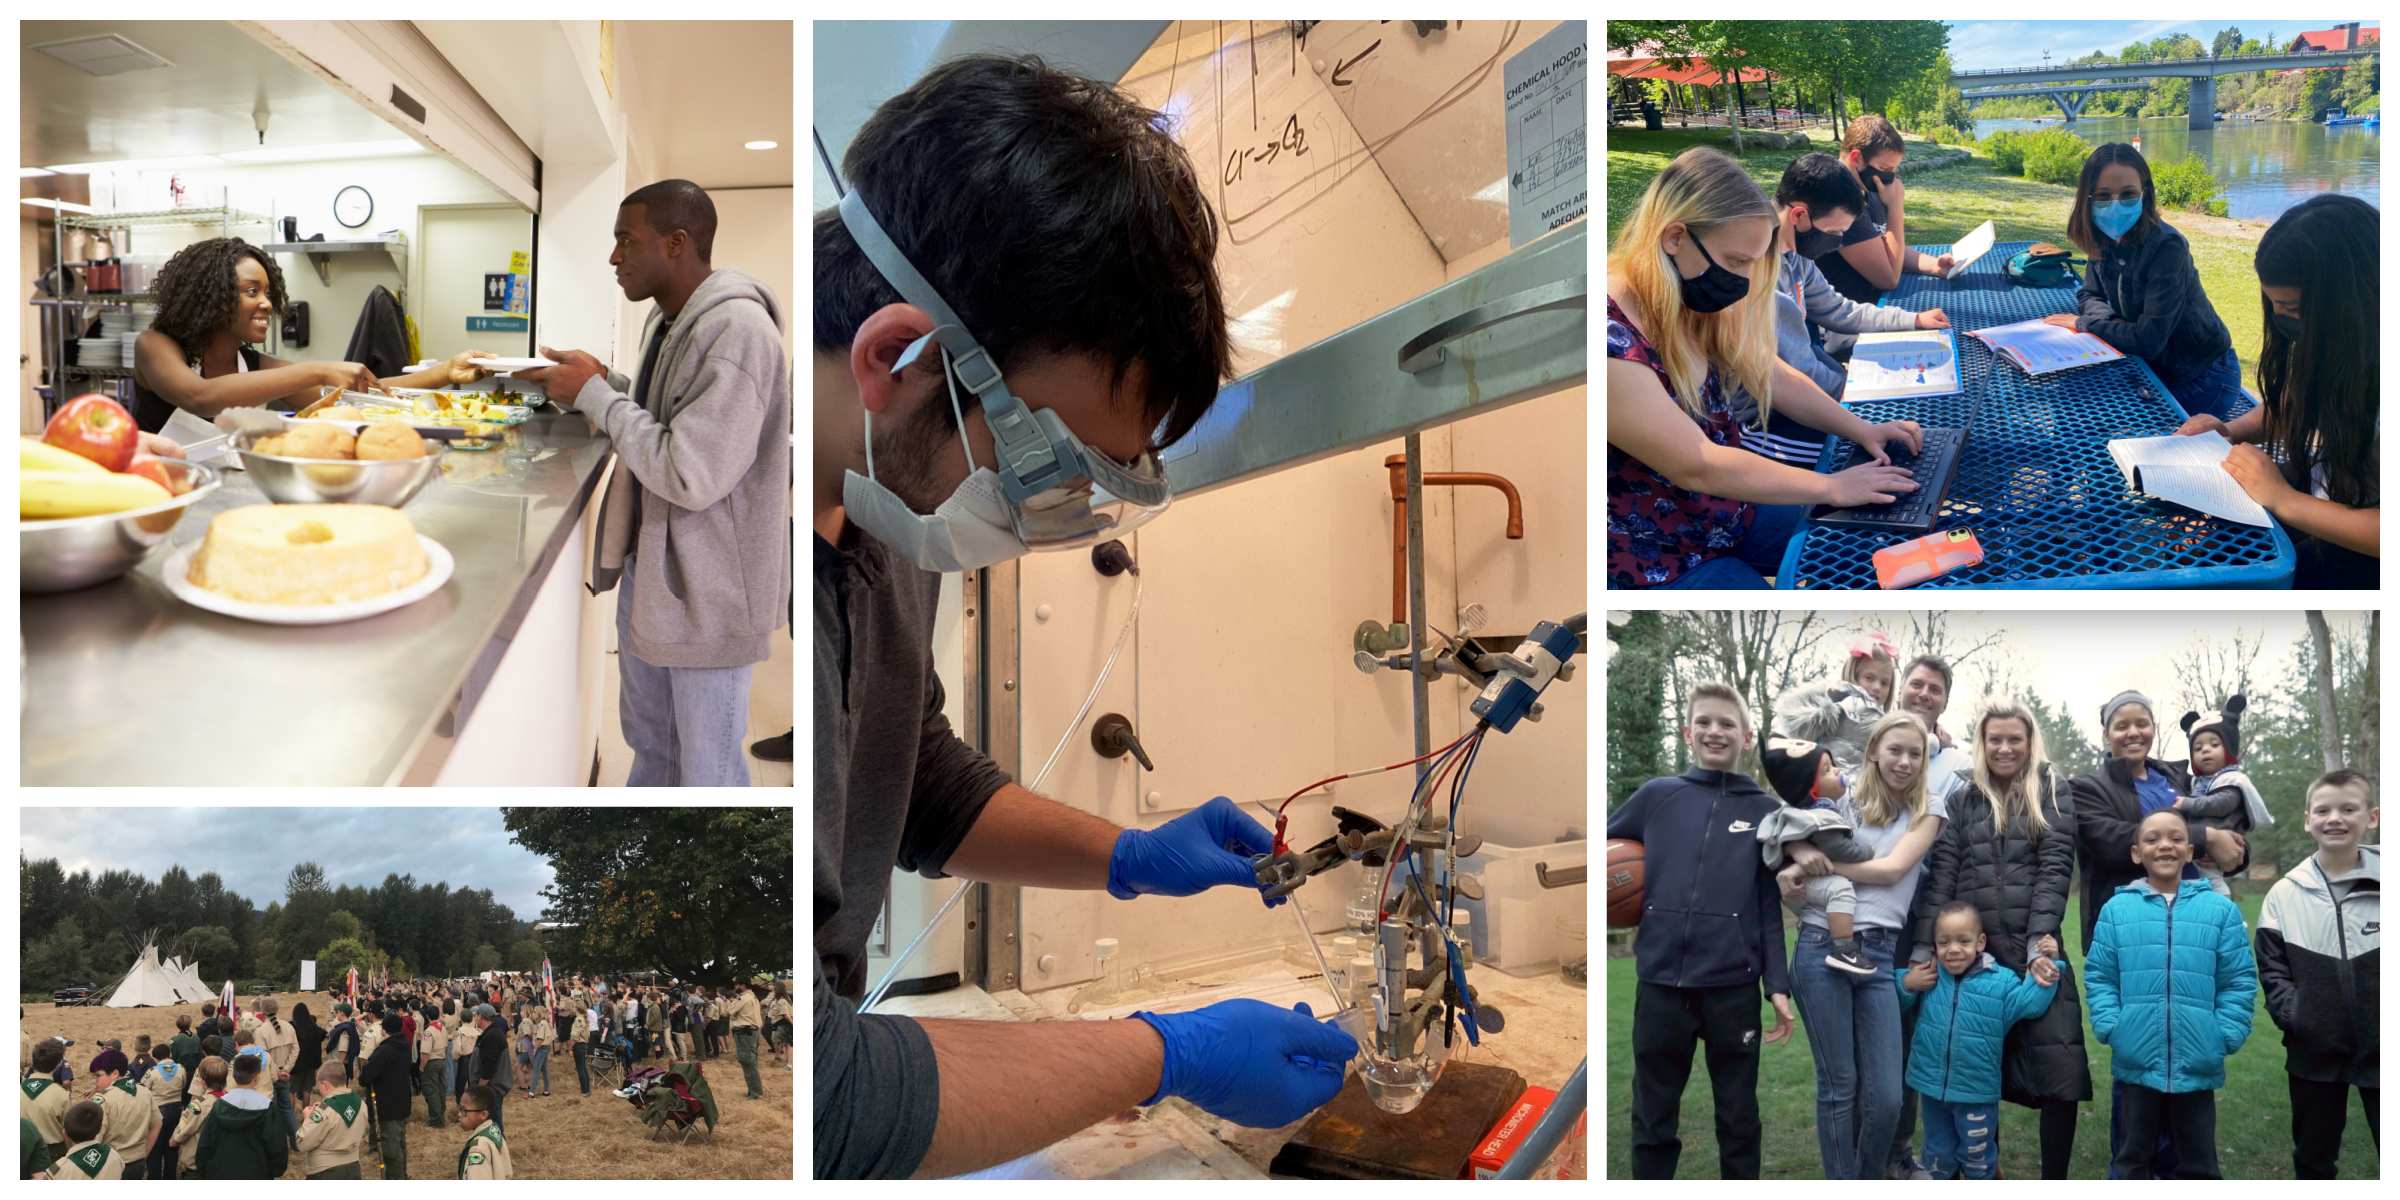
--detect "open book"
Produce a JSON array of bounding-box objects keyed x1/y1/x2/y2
[
  {"x1": 1843, "y1": 329, "x2": 1961, "y2": 402},
  {"x1": 1943, "y1": 220, "x2": 1997, "y2": 280},
  {"x1": 1967, "y1": 317, "x2": 2125, "y2": 376},
  {"x1": 2107, "y1": 432, "x2": 2270, "y2": 526}
]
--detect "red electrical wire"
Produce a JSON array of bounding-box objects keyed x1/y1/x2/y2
[
  {"x1": 1268, "y1": 728, "x2": 1477, "y2": 853},
  {"x1": 1377, "y1": 732, "x2": 1481, "y2": 920}
]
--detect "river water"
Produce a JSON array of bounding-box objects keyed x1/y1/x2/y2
[{"x1": 1968, "y1": 114, "x2": 2380, "y2": 222}]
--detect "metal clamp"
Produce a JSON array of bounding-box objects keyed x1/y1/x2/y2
[{"x1": 1398, "y1": 276, "x2": 1588, "y2": 374}]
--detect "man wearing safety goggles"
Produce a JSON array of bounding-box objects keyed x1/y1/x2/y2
[{"x1": 813, "y1": 56, "x2": 1358, "y2": 1180}]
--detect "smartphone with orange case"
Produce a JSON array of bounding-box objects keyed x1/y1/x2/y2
[{"x1": 1874, "y1": 529, "x2": 1984, "y2": 589}]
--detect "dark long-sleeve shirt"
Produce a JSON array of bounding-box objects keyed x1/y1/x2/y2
[
  {"x1": 813, "y1": 526, "x2": 1012, "y2": 1179},
  {"x1": 2073, "y1": 220, "x2": 2231, "y2": 372},
  {"x1": 1607, "y1": 768, "x2": 1793, "y2": 999}
]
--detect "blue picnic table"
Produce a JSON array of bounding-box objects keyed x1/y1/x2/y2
[{"x1": 1775, "y1": 239, "x2": 2294, "y2": 589}]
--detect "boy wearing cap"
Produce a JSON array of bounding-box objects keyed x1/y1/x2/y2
[
  {"x1": 2176, "y1": 694, "x2": 2275, "y2": 899},
  {"x1": 1757, "y1": 735, "x2": 1883, "y2": 976},
  {"x1": 48, "y1": 1100, "x2": 125, "y2": 1181},
  {"x1": 86, "y1": 1051, "x2": 157, "y2": 1180}
]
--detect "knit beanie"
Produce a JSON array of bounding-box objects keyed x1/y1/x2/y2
[
  {"x1": 1761, "y1": 737, "x2": 1832, "y2": 808},
  {"x1": 2180, "y1": 692, "x2": 2246, "y2": 762},
  {"x1": 88, "y1": 1049, "x2": 128, "y2": 1075},
  {"x1": 2100, "y1": 689, "x2": 2154, "y2": 732}
]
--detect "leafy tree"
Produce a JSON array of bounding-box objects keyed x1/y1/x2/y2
[
  {"x1": 471, "y1": 943, "x2": 502, "y2": 974},
  {"x1": 505, "y1": 807, "x2": 795, "y2": 984},
  {"x1": 26, "y1": 917, "x2": 92, "y2": 992},
  {"x1": 508, "y1": 938, "x2": 548, "y2": 971},
  {"x1": 318, "y1": 935, "x2": 376, "y2": 981},
  {"x1": 326, "y1": 909, "x2": 366, "y2": 945},
  {"x1": 2212, "y1": 27, "x2": 2244, "y2": 59},
  {"x1": 1607, "y1": 612, "x2": 1675, "y2": 805},
  {"x1": 176, "y1": 925, "x2": 239, "y2": 981}
]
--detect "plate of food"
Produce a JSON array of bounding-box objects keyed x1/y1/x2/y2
[{"x1": 162, "y1": 503, "x2": 453, "y2": 625}]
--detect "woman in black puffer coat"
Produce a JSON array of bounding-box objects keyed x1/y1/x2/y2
[
  {"x1": 1909, "y1": 702, "x2": 2092, "y2": 1179},
  {"x1": 2068, "y1": 690, "x2": 2243, "y2": 953}
]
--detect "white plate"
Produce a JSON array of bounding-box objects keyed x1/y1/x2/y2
[
  {"x1": 466, "y1": 356, "x2": 557, "y2": 374},
  {"x1": 162, "y1": 534, "x2": 452, "y2": 624}
]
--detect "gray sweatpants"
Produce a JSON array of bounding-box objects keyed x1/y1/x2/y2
[{"x1": 617, "y1": 564, "x2": 755, "y2": 786}]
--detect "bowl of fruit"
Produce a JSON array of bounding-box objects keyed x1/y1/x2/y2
[{"x1": 21, "y1": 395, "x2": 221, "y2": 592}]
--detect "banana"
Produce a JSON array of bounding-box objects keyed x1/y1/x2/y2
[
  {"x1": 21, "y1": 437, "x2": 109, "y2": 475},
  {"x1": 20, "y1": 469, "x2": 172, "y2": 519}
]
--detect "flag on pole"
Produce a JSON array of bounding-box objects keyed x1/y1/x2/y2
[
  {"x1": 220, "y1": 978, "x2": 236, "y2": 1019},
  {"x1": 543, "y1": 958, "x2": 556, "y2": 1011},
  {"x1": 347, "y1": 966, "x2": 358, "y2": 1007}
]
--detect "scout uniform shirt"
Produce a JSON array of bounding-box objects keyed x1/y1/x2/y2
[
  {"x1": 171, "y1": 1090, "x2": 219, "y2": 1173},
  {"x1": 49, "y1": 1138, "x2": 127, "y2": 1181},
  {"x1": 258, "y1": 1016, "x2": 300, "y2": 1079},
  {"x1": 97, "y1": 1076, "x2": 158, "y2": 1163},
  {"x1": 457, "y1": 1121, "x2": 513, "y2": 1179},
  {"x1": 450, "y1": 1015, "x2": 480, "y2": 1062},
  {"x1": 140, "y1": 1059, "x2": 186, "y2": 1114},
  {"x1": 416, "y1": 1019, "x2": 446, "y2": 1067},
  {"x1": 358, "y1": 1015, "x2": 386, "y2": 1062},
  {"x1": 21, "y1": 1074, "x2": 70, "y2": 1149},
  {"x1": 294, "y1": 1090, "x2": 366, "y2": 1175},
  {"x1": 728, "y1": 989, "x2": 763, "y2": 1031}
]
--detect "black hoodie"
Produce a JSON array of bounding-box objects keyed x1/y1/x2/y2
[
  {"x1": 1607, "y1": 767, "x2": 1792, "y2": 996},
  {"x1": 2074, "y1": 219, "x2": 2232, "y2": 376}
]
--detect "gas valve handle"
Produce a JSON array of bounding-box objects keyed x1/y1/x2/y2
[{"x1": 1091, "y1": 714, "x2": 1156, "y2": 771}]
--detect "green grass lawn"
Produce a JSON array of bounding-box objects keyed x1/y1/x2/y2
[
  {"x1": 1603, "y1": 127, "x2": 2272, "y2": 391},
  {"x1": 1603, "y1": 888, "x2": 2382, "y2": 1179}
]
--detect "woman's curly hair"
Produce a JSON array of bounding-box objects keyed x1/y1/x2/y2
[{"x1": 149, "y1": 237, "x2": 287, "y2": 356}]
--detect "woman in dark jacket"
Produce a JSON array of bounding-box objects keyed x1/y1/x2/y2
[
  {"x1": 1910, "y1": 702, "x2": 2092, "y2": 1178},
  {"x1": 2043, "y1": 143, "x2": 2241, "y2": 420},
  {"x1": 289, "y1": 1005, "x2": 326, "y2": 1109}
]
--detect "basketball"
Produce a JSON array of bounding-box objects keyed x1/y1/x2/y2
[{"x1": 1605, "y1": 838, "x2": 1645, "y2": 929}]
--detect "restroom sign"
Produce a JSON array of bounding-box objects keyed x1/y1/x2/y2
[{"x1": 484, "y1": 273, "x2": 512, "y2": 311}]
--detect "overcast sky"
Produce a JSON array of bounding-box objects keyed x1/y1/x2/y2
[
  {"x1": 17, "y1": 809, "x2": 555, "y2": 917},
  {"x1": 1947, "y1": 20, "x2": 2379, "y2": 71}
]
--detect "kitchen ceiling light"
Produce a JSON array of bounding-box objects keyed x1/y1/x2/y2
[
  {"x1": 744, "y1": 140, "x2": 779, "y2": 151},
  {"x1": 44, "y1": 155, "x2": 226, "y2": 175},
  {"x1": 20, "y1": 167, "x2": 58, "y2": 178}
]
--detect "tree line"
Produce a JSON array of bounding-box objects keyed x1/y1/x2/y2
[
  {"x1": 1606, "y1": 611, "x2": 2378, "y2": 878},
  {"x1": 20, "y1": 857, "x2": 540, "y2": 996},
  {"x1": 1963, "y1": 29, "x2": 2380, "y2": 123}
]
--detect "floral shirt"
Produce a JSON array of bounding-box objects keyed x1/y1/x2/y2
[{"x1": 1607, "y1": 296, "x2": 1755, "y2": 587}]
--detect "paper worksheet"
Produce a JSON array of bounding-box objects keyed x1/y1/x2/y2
[
  {"x1": 1844, "y1": 329, "x2": 1962, "y2": 402},
  {"x1": 2106, "y1": 432, "x2": 2271, "y2": 526},
  {"x1": 1968, "y1": 317, "x2": 2126, "y2": 376},
  {"x1": 1943, "y1": 220, "x2": 1997, "y2": 280}
]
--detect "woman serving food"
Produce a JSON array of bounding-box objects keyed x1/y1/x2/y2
[{"x1": 129, "y1": 236, "x2": 495, "y2": 434}]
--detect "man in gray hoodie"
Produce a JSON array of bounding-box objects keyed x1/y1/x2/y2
[{"x1": 528, "y1": 179, "x2": 791, "y2": 785}]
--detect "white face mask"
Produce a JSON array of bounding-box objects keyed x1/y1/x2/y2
[{"x1": 841, "y1": 347, "x2": 1033, "y2": 573}]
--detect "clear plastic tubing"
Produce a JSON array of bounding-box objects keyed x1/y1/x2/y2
[{"x1": 1286, "y1": 889, "x2": 1350, "y2": 1016}]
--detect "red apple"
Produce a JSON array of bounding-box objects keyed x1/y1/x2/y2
[
  {"x1": 123, "y1": 453, "x2": 179, "y2": 495},
  {"x1": 44, "y1": 393, "x2": 139, "y2": 473}
]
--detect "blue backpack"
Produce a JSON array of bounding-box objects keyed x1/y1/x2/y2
[{"x1": 2006, "y1": 244, "x2": 2082, "y2": 288}]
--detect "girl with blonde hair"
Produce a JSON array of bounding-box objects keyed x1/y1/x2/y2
[
  {"x1": 1907, "y1": 699, "x2": 2091, "y2": 1178},
  {"x1": 1781, "y1": 710, "x2": 1947, "y2": 1177},
  {"x1": 1607, "y1": 146, "x2": 1925, "y2": 589}
]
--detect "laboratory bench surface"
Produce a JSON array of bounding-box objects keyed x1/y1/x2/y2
[
  {"x1": 879, "y1": 968, "x2": 1588, "y2": 1179},
  {"x1": 19, "y1": 406, "x2": 614, "y2": 785}
]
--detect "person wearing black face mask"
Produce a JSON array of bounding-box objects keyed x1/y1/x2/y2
[
  {"x1": 1816, "y1": 116, "x2": 1956, "y2": 314},
  {"x1": 2174, "y1": 193, "x2": 2379, "y2": 588},
  {"x1": 1608, "y1": 147, "x2": 1925, "y2": 590},
  {"x1": 1732, "y1": 154, "x2": 1953, "y2": 467}
]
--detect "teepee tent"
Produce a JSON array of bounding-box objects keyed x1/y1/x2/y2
[{"x1": 107, "y1": 935, "x2": 212, "y2": 1007}]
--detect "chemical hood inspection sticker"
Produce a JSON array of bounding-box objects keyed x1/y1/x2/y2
[{"x1": 1504, "y1": 20, "x2": 1587, "y2": 247}]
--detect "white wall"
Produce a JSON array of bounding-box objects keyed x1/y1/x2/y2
[{"x1": 705, "y1": 187, "x2": 794, "y2": 360}]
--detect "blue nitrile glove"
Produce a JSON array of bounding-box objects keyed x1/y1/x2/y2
[
  {"x1": 1108, "y1": 795, "x2": 1280, "y2": 904},
  {"x1": 1131, "y1": 999, "x2": 1357, "y2": 1127}
]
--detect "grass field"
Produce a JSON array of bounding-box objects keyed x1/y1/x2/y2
[
  {"x1": 23, "y1": 992, "x2": 794, "y2": 1179},
  {"x1": 1603, "y1": 890, "x2": 2382, "y2": 1179},
  {"x1": 1603, "y1": 127, "x2": 2277, "y2": 388}
]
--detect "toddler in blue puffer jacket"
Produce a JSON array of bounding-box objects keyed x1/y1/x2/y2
[
  {"x1": 2087, "y1": 809, "x2": 2258, "y2": 1179},
  {"x1": 1896, "y1": 902, "x2": 2060, "y2": 1178}
]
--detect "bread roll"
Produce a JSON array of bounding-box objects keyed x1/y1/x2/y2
[{"x1": 355, "y1": 424, "x2": 429, "y2": 461}]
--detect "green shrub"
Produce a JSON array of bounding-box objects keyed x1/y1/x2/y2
[
  {"x1": 2021, "y1": 128, "x2": 2094, "y2": 186},
  {"x1": 2150, "y1": 154, "x2": 2227, "y2": 215},
  {"x1": 1917, "y1": 124, "x2": 1970, "y2": 147},
  {"x1": 1982, "y1": 129, "x2": 2032, "y2": 174}
]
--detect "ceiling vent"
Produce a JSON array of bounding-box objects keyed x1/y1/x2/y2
[{"x1": 31, "y1": 33, "x2": 175, "y2": 78}]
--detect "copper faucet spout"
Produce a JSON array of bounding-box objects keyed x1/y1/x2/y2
[{"x1": 1381, "y1": 456, "x2": 1528, "y2": 625}]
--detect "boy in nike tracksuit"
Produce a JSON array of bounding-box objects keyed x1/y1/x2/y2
[
  {"x1": 1607, "y1": 681, "x2": 1795, "y2": 1179},
  {"x1": 2254, "y1": 769, "x2": 2379, "y2": 1178}
]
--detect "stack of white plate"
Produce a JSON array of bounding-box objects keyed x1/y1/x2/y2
[
  {"x1": 96, "y1": 307, "x2": 137, "y2": 337},
  {"x1": 77, "y1": 337, "x2": 123, "y2": 369}
]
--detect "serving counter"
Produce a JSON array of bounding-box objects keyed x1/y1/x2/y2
[{"x1": 21, "y1": 407, "x2": 615, "y2": 785}]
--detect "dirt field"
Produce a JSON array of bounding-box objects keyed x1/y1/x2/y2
[{"x1": 22, "y1": 992, "x2": 794, "y2": 1179}]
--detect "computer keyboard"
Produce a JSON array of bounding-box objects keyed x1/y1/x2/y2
[{"x1": 1810, "y1": 425, "x2": 1966, "y2": 534}]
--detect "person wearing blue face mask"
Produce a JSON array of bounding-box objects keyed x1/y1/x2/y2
[
  {"x1": 810, "y1": 56, "x2": 1357, "y2": 1180},
  {"x1": 2040, "y1": 144, "x2": 2241, "y2": 421}
]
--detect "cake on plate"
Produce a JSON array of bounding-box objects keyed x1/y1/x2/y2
[{"x1": 188, "y1": 503, "x2": 429, "y2": 605}]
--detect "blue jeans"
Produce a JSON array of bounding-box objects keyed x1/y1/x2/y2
[
  {"x1": 1790, "y1": 923, "x2": 1907, "y2": 1179},
  {"x1": 616, "y1": 562, "x2": 756, "y2": 786},
  {"x1": 1662, "y1": 503, "x2": 1807, "y2": 589},
  {"x1": 529, "y1": 1045, "x2": 550, "y2": 1094},
  {"x1": 2157, "y1": 346, "x2": 2242, "y2": 421},
  {"x1": 1922, "y1": 1096, "x2": 1999, "y2": 1179}
]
